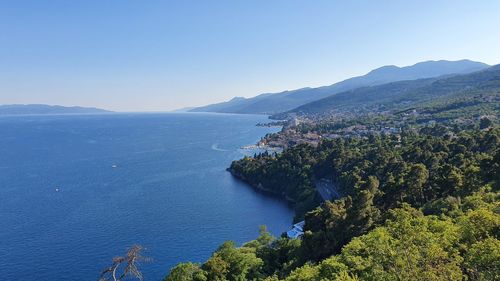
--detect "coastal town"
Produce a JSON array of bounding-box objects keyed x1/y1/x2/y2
[{"x1": 255, "y1": 116, "x2": 403, "y2": 150}]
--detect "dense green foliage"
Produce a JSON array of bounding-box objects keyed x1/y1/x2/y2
[
  {"x1": 166, "y1": 126, "x2": 499, "y2": 281},
  {"x1": 229, "y1": 146, "x2": 322, "y2": 220},
  {"x1": 165, "y1": 190, "x2": 499, "y2": 281},
  {"x1": 231, "y1": 127, "x2": 499, "y2": 220},
  {"x1": 299, "y1": 128, "x2": 499, "y2": 259},
  {"x1": 272, "y1": 191, "x2": 499, "y2": 281}
]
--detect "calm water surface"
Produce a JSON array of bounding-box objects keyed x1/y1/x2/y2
[{"x1": 0, "y1": 113, "x2": 293, "y2": 281}]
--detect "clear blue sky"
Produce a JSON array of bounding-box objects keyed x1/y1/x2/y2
[{"x1": 1, "y1": 0, "x2": 499, "y2": 111}]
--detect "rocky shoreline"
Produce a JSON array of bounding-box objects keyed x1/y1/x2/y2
[{"x1": 226, "y1": 167, "x2": 297, "y2": 204}]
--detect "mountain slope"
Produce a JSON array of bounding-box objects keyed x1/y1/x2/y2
[
  {"x1": 0, "y1": 104, "x2": 112, "y2": 115},
  {"x1": 277, "y1": 64, "x2": 500, "y2": 118},
  {"x1": 191, "y1": 60, "x2": 489, "y2": 114}
]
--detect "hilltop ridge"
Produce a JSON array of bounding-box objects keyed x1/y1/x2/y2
[{"x1": 190, "y1": 60, "x2": 489, "y2": 115}]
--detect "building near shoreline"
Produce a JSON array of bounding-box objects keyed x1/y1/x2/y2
[{"x1": 287, "y1": 221, "x2": 305, "y2": 239}]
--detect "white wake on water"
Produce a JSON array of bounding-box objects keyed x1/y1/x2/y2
[{"x1": 211, "y1": 143, "x2": 229, "y2": 152}]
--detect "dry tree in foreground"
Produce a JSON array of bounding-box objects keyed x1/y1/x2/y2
[{"x1": 99, "y1": 244, "x2": 150, "y2": 281}]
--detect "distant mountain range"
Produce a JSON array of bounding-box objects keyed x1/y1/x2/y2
[
  {"x1": 0, "y1": 104, "x2": 112, "y2": 115},
  {"x1": 273, "y1": 63, "x2": 500, "y2": 119},
  {"x1": 190, "y1": 60, "x2": 489, "y2": 115}
]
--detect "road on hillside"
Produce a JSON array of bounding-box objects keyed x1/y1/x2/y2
[{"x1": 315, "y1": 178, "x2": 340, "y2": 201}]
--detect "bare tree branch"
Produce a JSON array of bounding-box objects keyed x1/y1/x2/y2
[{"x1": 99, "y1": 244, "x2": 150, "y2": 281}]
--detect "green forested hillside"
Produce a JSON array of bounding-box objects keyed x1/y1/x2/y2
[
  {"x1": 165, "y1": 65, "x2": 500, "y2": 281},
  {"x1": 165, "y1": 126, "x2": 499, "y2": 281},
  {"x1": 275, "y1": 64, "x2": 500, "y2": 119}
]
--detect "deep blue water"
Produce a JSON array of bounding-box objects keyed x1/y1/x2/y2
[{"x1": 0, "y1": 113, "x2": 293, "y2": 281}]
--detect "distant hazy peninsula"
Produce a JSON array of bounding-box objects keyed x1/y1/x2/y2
[{"x1": 0, "y1": 104, "x2": 112, "y2": 115}]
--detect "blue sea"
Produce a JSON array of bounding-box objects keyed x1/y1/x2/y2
[{"x1": 0, "y1": 113, "x2": 293, "y2": 281}]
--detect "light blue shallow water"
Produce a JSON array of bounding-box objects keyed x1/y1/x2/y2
[{"x1": 0, "y1": 113, "x2": 293, "y2": 281}]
